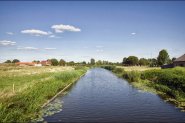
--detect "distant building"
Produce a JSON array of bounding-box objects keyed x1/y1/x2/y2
[
  {"x1": 173, "y1": 54, "x2": 185, "y2": 67},
  {"x1": 34, "y1": 63, "x2": 42, "y2": 67},
  {"x1": 161, "y1": 54, "x2": 185, "y2": 69},
  {"x1": 16, "y1": 62, "x2": 36, "y2": 66},
  {"x1": 41, "y1": 60, "x2": 51, "y2": 66}
]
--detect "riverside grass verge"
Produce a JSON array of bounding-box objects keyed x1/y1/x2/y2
[
  {"x1": 0, "y1": 66, "x2": 88, "y2": 122},
  {"x1": 101, "y1": 65, "x2": 185, "y2": 111}
]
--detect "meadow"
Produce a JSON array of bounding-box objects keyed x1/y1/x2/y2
[{"x1": 0, "y1": 64, "x2": 88, "y2": 122}]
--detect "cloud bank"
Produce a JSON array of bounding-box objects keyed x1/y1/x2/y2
[
  {"x1": 6, "y1": 32, "x2": 14, "y2": 35},
  {"x1": 44, "y1": 48, "x2": 56, "y2": 50},
  {"x1": 17, "y1": 47, "x2": 38, "y2": 50},
  {"x1": 51, "y1": 24, "x2": 81, "y2": 33},
  {"x1": 0, "y1": 40, "x2": 16, "y2": 46},
  {"x1": 21, "y1": 29, "x2": 52, "y2": 36}
]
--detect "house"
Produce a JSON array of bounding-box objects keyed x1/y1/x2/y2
[
  {"x1": 16, "y1": 62, "x2": 36, "y2": 66},
  {"x1": 173, "y1": 54, "x2": 185, "y2": 67},
  {"x1": 34, "y1": 63, "x2": 42, "y2": 67},
  {"x1": 41, "y1": 60, "x2": 51, "y2": 66},
  {"x1": 161, "y1": 54, "x2": 185, "y2": 69},
  {"x1": 16, "y1": 62, "x2": 42, "y2": 66}
]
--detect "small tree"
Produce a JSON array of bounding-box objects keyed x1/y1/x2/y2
[
  {"x1": 96, "y1": 60, "x2": 102, "y2": 65},
  {"x1": 33, "y1": 60, "x2": 40, "y2": 63},
  {"x1": 126, "y1": 56, "x2": 139, "y2": 66},
  {"x1": 148, "y1": 58, "x2": 158, "y2": 67},
  {"x1": 172, "y1": 57, "x2": 176, "y2": 62},
  {"x1": 68, "y1": 61, "x2": 75, "y2": 66},
  {"x1": 122, "y1": 57, "x2": 127, "y2": 65},
  {"x1": 59, "y1": 59, "x2": 66, "y2": 66},
  {"x1": 139, "y1": 58, "x2": 149, "y2": 66},
  {"x1": 12, "y1": 59, "x2": 20, "y2": 63},
  {"x1": 50, "y1": 59, "x2": 58, "y2": 66},
  {"x1": 90, "y1": 58, "x2": 95, "y2": 65},
  {"x1": 157, "y1": 49, "x2": 170, "y2": 66},
  {"x1": 82, "y1": 61, "x2": 86, "y2": 65},
  {"x1": 4, "y1": 60, "x2": 11, "y2": 63}
]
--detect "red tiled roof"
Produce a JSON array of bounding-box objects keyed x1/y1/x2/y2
[{"x1": 16, "y1": 62, "x2": 36, "y2": 65}]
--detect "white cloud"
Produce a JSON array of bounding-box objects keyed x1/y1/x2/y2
[
  {"x1": 51, "y1": 24, "x2": 81, "y2": 33},
  {"x1": 6, "y1": 32, "x2": 14, "y2": 35},
  {"x1": 49, "y1": 35, "x2": 61, "y2": 38},
  {"x1": 131, "y1": 32, "x2": 136, "y2": 35},
  {"x1": 96, "y1": 45, "x2": 104, "y2": 48},
  {"x1": 17, "y1": 47, "x2": 38, "y2": 50},
  {"x1": 21, "y1": 29, "x2": 52, "y2": 36},
  {"x1": 0, "y1": 40, "x2": 16, "y2": 46},
  {"x1": 44, "y1": 48, "x2": 56, "y2": 50}
]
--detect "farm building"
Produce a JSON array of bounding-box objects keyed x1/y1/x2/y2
[
  {"x1": 173, "y1": 54, "x2": 185, "y2": 67},
  {"x1": 161, "y1": 54, "x2": 185, "y2": 68},
  {"x1": 16, "y1": 62, "x2": 42, "y2": 66},
  {"x1": 16, "y1": 62, "x2": 36, "y2": 66},
  {"x1": 41, "y1": 60, "x2": 51, "y2": 66}
]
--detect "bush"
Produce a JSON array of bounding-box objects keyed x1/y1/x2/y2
[
  {"x1": 123, "y1": 71, "x2": 141, "y2": 82},
  {"x1": 141, "y1": 67, "x2": 185, "y2": 92},
  {"x1": 74, "y1": 66, "x2": 85, "y2": 70},
  {"x1": 50, "y1": 59, "x2": 58, "y2": 66},
  {"x1": 112, "y1": 68, "x2": 124, "y2": 74},
  {"x1": 101, "y1": 65, "x2": 116, "y2": 71}
]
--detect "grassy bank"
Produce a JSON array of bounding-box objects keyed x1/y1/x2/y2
[
  {"x1": 0, "y1": 66, "x2": 88, "y2": 122},
  {"x1": 102, "y1": 65, "x2": 185, "y2": 111}
]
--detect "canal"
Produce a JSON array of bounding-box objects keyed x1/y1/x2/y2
[{"x1": 43, "y1": 68, "x2": 185, "y2": 122}]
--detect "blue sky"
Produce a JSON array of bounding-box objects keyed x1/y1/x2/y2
[{"x1": 0, "y1": 1, "x2": 185, "y2": 62}]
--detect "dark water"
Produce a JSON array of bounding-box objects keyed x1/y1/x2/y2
[{"x1": 43, "y1": 68, "x2": 185, "y2": 122}]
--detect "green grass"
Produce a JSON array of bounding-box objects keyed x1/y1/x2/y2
[
  {"x1": 0, "y1": 66, "x2": 88, "y2": 122},
  {"x1": 103, "y1": 66, "x2": 185, "y2": 110}
]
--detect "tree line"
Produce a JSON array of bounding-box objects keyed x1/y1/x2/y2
[
  {"x1": 122, "y1": 49, "x2": 176, "y2": 67},
  {"x1": 3, "y1": 49, "x2": 176, "y2": 67}
]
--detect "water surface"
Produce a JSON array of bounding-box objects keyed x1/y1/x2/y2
[{"x1": 43, "y1": 68, "x2": 185, "y2": 122}]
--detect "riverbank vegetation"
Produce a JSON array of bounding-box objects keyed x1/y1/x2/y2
[
  {"x1": 102, "y1": 65, "x2": 185, "y2": 111},
  {"x1": 0, "y1": 65, "x2": 88, "y2": 122}
]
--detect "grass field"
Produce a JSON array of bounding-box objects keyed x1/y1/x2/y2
[
  {"x1": 0, "y1": 65, "x2": 88, "y2": 122},
  {"x1": 117, "y1": 66, "x2": 160, "y2": 71},
  {"x1": 0, "y1": 65, "x2": 73, "y2": 99}
]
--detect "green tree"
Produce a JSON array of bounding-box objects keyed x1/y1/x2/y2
[
  {"x1": 96, "y1": 60, "x2": 102, "y2": 65},
  {"x1": 50, "y1": 59, "x2": 58, "y2": 66},
  {"x1": 148, "y1": 58, "x2": 157, "y2": 67},
  {"x1": 33, "y1": 60, "x2": 40, "y2": 63},
  {"x1": 12, "y1": 59, "x2": 20, "y2": 63},
  {"x1": 68, "y1": 61, "x2": 75, "y2": 66},
  {"x1": 90, "y1": 58, "x2": 95, "y2": 65},
  {"x1": 139, "y1": 58, "x2": 149, "y2": 66},
  {"x1": 59, "y1": 59, "x2": 66, "y2": 66},
  {"x1": 82, "y1": 61, "x2": 86, "y2": 65},
  {"x1": 172, "y1": 57, "x2": 176, "y2": 62},
  {"x1": 157, "y1": 49, "x2": 170, "y2": 65},
  {"x1": 4, "y1": 60, "x2": 11, "y2": 63},
  {"x1": 126, "y1": 56, "x2": 139, "y2": 66},
  {"x1": 122, "y1": 57, "x2": 127, "y2": 65}
]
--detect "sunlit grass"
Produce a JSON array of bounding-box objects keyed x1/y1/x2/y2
[
  {"x1": 0, "y1": 65, "x2": 88, "y2": 122},
  {"x1": 117, "y1": 66, "x2": 160, "y2": 71}
]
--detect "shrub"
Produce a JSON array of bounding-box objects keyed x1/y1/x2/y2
[
  {"x1": 141, "y1": 67, "x2": 185, "y2": 92},
  {"x1": 74, "y1": 66, "x2": 85, "y2": 70},
  {"x1": 122, "y1": 71, "x2": 141, "y2": 82},
  {"x1": 101, "y1": 65, "x2": 116, "y2": 71},
  {"x1": 112, "y1": 68, "x2": 124, "y2": 74}
]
